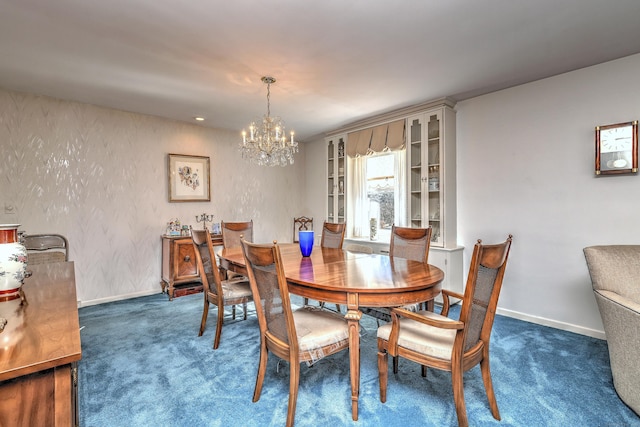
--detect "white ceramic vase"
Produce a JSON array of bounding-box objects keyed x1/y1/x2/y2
[{"x1": 0, "y1": 224, "x2": 28, "y2": 297}]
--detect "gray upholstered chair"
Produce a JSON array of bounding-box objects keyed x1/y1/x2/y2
[
  {"x1": 584, "y1": 245, "x2": 640, "y2": 415},
  {"x1": 24, "y1": 234, "x2": 69, "y2": 265}
]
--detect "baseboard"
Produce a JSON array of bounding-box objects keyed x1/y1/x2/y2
[
  {"x1": 497, "y1": 307, "x2": 606, "y2": 340},
  {"x1": 78, "y1": 289, "x2": 162, "y2": 308},
  {"x1": 77, "y1": 290, "x2": 607, "y2": 340}
]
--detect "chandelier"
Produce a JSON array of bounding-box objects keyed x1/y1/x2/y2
[{"x1": 240, "y1": 76, "x2": 298, "y2": 167}]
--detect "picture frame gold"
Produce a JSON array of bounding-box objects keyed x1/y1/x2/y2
[
  {"x1": 167, "y1": 153, "x2": 211, "y2": 202},
  {"x1": 595, "y1": 121, "x2": 638, "y2": 175}
]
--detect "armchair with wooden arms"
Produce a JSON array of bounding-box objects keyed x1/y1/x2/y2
[
  {"x1": 192, "y1": 229, "x2": 253, "y2": 349},
  {"x1": 240, "y1": 239, "x2": 350, "y2": 427},
  {"x1": 377, "y1": 235, "x2": 513, "y2": 427}
]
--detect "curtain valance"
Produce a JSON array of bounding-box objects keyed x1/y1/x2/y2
[{"x1": 346, "y1": 119, "x2": 405, "y2": 157}]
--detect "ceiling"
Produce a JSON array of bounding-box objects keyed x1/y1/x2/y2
[{"x1": 2, "y1": 0, "x2": 640, "y2": 141}]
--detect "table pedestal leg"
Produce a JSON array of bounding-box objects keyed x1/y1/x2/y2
[{"x1": 345, "y1": 294, "x2": 362, "y2": 421}]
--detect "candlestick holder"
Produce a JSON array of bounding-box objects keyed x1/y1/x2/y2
[{"x1": 195, "y1": 213, "x2": 214, "y2": 230}]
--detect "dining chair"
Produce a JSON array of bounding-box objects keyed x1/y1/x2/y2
[
  {"x1": 192, "y1": 229, "x2": 253, "y2": 349},
  {"x1": 361, "y1": 225, "x2": 432, "y2": 323},
  {"x1": 240, "y1": 239, "x2": 350, "y2": 427},
  {"x1": 221, "y1": 220, "x2": 253, "y2": 280},
  {"x1": 320, "y1": 221, "x2": 346, "y2": 249},
  {"x1": 23, "y1": 233, "x2": 69, "y2": 265},
  {"x1": 292, "y1": 216, "x2": 313, "y2": 243},
  {"x1": 377, "y1": 235, "x2": 513, "y2": 427}
]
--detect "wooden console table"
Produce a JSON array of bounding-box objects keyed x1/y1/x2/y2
[
  {"x1": 0, "y1": 262, "x2": 81, "y2": 427},
  {"x1": 160, "y1": 234, "x2": 223, "y2": 300}
]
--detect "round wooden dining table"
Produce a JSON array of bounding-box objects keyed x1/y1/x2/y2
[{"x1": 220, "y1": 243, "x2": 444, "y2": 421}]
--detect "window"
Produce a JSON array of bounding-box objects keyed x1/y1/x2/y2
[{"x1": 348, "y1": 150, "x2": 406, "y2": 241}]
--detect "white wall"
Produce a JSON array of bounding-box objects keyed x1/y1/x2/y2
[
  {"x1": 306, "y1": 53, "x2": 640, "y2": 338},
  {"x1": 0, "y1": 89, "x2": 308, "y2": 305},
  {"x1": 457, "y1": 53, "x2": 640, "y2": 337}
]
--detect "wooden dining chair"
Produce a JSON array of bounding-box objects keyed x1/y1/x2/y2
[
  {"x1": 23, "y1": 233, "x2": 69, "y2": 265},
  {"x1": 320, "y1": 221, "x2": 346, "y2": 249},
  {"x1": 361, "y1": 225, "x2": 432, "y2": 323},
  {"x1": 240, "y1": 239, "x2": 350, "y2": 427},
  {"x1": 377, "y1": 235, "x2": 513, "y2": 427},
  {"x1": 293, "y1": 216, "x2": 313, "y2": 243},
  {"x1": 221, "y1": 220, "x2": 253, "y2": 280},
  {"x1": 192, "y1": 229, "x2": 253, "y2": 349}
]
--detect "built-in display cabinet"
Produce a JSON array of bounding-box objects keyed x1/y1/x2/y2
[
  {"x1": 328, "y1": 98, "x2": 463, "y2": 296},
  {"x1": 407, "y1": 104, "x2": 457, "y2": 248},
  {"x1": 327, "y1": 135, "x2": 347, "y2": 224}
]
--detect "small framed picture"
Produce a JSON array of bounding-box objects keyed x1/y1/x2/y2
[{"x1": 167, "y1": 153, "x2": 211, "y2": 202}]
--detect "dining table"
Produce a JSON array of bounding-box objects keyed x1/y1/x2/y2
[{"x1": 220, "y1": 243, "x2": 445, "y2": 421}]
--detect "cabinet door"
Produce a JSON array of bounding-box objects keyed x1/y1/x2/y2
[
  {"x1": 407, "y1": 111, "x2": 445, "y2": 247},
  {"x1": 425, "y1": 112, "x2": 443, "y2": 246},
  {"x1": 326, "y1": 135, "x2": 346, "y2": 223},
  {"x1": 408, "y1": 114, "x2": 425, "y2": 229},
  {"x1": 175, "y1": 240, "x2": 198, "y2": 280}
]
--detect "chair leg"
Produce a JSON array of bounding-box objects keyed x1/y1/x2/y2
[
  {"x1": 287, "y1": 361, "x2": 300, "y2": 427},
  {"x1": 253, "y1": 341, "x2": 268, "y2": 402},
  {"x1": 377, "y1": 347, "x2": 389, "y2": 403},
  {"x1": 198, "y1": 298, "x2": 209, "y2": 336},
  {"x1": 451, "y1": 362, "x2": 469, "y2": 427},
  {"x1": 213, "y1": 304, "x2": 224, "y2": 349},
  {"x1": 243, "y1": 302, "x2": 248, "y2": 320},
  {"x1": 303, "y1": 297, "x2": 309, "y2": 306},
  {"x1": 393, "y1": 356, "x2": 399, "y2": 374},
  {"x1": 232, "y1": 304, "x2": 236, "y2": 320},
  {"x1": 480, "y1": 356, "x2": 501, "y2": 420},
  {"x1": 421, "y1": 365, "x2": 427, "y2": 377},
  {"x1": 335, "y1": 304, "x2": 341, "y2": 313}
]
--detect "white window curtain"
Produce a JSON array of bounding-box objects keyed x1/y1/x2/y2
[
  {"x1": 394, "y1": 150, "x2": 407, "y2": 227},
  {"x1": 350, "y1": 156, "x2": 369, "y2": 237}
]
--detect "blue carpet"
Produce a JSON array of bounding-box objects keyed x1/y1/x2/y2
[{"x1": 78, "y1": 293, "x2": 640, "y2": 426}]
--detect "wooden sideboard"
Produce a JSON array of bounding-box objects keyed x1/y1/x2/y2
[
  {"x1": 160, "y1": 234, "x2": 222, "y2": 300},
  {"x1": 0, "y1": 262, "x2": 81, "y2": 427}
]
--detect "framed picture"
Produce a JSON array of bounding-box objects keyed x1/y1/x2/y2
[
  {"x1": 167, "y1": 153, "x2": 211, "y2": 202},
  {"x1": 595, "y1": 121, "x2": 638, "y2": 175}
]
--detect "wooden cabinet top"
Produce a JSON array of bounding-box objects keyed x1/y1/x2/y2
[{"x1": 0, "y1": 262, "x2": 82, "y2": 382}]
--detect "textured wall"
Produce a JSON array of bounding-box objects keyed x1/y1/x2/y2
[{"x1": 0, "y1": 89, "x2": 307, "y2": 304}]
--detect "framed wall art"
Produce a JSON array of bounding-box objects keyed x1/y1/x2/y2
[
  {"x1": 595, "y1": 121, "x2": 638, "y2": 175},
  {"x1": 167, "y1": 153, "x2": 211, "y2": 202}
]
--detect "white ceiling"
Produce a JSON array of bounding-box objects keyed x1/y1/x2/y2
[{"x1": 2, "y1": 0, "x2": 640, "y2": 141}]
